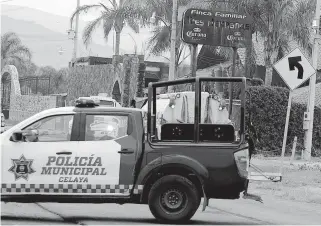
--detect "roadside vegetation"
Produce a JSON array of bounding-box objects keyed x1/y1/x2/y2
[{"x1": 250, "y1": 156, "x2": 321, "y2": 204}]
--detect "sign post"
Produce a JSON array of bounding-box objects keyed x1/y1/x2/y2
[
  {"x1": 279, "y1": 91, "x2": 293, "y2": 175},
  {"x1": 181, "y1": 8, "x2": 253, "y2": 112},
  {"x1": 228, "y1": 47, "x2": 238, "y2": 119},
  {"x1": 273, "y1": 48, "x2": 316, "y2": 173}
]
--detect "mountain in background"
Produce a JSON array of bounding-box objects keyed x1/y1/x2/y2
[
  {"x1": 1, "y1": 16, "x2": 115, "y2": 69},
  {"x1": 1, "y1": 4, "x2": 172, "y2": 69}
]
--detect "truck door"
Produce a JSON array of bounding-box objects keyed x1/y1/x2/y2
[
  {"x1": 76, "y1": 112, "x2": 140, "y2": 196},
  {"x1": 1, "y1": 113, "x2": 80, "y2": 197}
]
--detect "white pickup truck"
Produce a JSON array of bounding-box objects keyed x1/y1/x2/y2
[{"x1": 1, "y1": 113, "x2": 5, "y2": 133}]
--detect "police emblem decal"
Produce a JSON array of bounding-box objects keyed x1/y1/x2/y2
[{"x1": 8, "y1": 155, "x2": 36, "y2": 181}]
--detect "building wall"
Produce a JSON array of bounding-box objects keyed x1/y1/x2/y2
[{"x1": 1, "y1": 65, "x2": 57, "y2": 122}]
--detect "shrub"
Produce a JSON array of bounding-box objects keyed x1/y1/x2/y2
[{"x1": 245, "y1": 86, "x2": 321, "y2": 156}]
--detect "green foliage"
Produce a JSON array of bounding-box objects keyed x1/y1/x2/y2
[
  {"x1": 16, "y1": 62, "x2": 37, "y2": 77},
  {"x1": 70, "y1": 0, "x2": 146, "y2": 55},
  {"x1": 250, "y1": 78, "x2": 264, "y2": 86},
  {"x1": 35, "y1": 66, "x2": 68, "y2": 94},
  {"x1": 246, "y1": 86, "x2": 321, "y2": 156},
  {"x1": 122, "y1": 68, "x2": 131, "y2": 107},
  {"x1": 1, "y1": 32, "x2": 32, "y2": 70},
  {"x1": 136, "y1": 63, "x2": 146, "y2": 97},
  {"x1": 66, "y1": 56, "x2": 142, "y2": 105},
  {"x1": 67, "y1": 65, "x2": 115, "y2": 102}
]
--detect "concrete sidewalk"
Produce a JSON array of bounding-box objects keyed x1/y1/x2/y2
[{"x1": 209, "y1": 195, "x2": 321, "y2": 225}]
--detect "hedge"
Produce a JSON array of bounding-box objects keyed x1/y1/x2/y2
[{"x1": 245, "y1": 86, "x2": 321, "y2": 156}]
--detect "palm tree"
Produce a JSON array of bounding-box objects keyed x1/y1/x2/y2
[
  {"x1": 148, "y1": 19, "x2": 190, "y2": 75},
  {"x1": 145, "y1": 0, "x2": 192, "y2": 77},
  {"x1": 1, "y1": 32, "x2": 32, "y2": 71},
  {"x1": 70, "y1": 0, "x2": 148, "y2": 56}
]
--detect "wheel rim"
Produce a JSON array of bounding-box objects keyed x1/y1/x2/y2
[{"x1": 159, "y1": 188, "x2": 187, "y2": 213}]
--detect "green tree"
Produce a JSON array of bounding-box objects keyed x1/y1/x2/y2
[
  {"x1": 145, "y1": 0, "x2": 192, "y2": 78},
  {"x1": 70, "y1": 0, "x2": 147, "y2": 56},
  {"x1": 1, "y1": 32, "x2": 32, "y2": 71},
  {"x1": 54, "y1": 68, "x2": 69, "y2": 93},
  {"x1": 15, "y1": 62, "x2": 38, "y2": 77},
  {"x1": 35, "y1": 66, "x2": 64, "y2": 94}
]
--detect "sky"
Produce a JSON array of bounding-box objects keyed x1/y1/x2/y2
[
  {"x1": 2, "y1": 0, "x2": 101, "y2": 19},
  {"x1": 0, "y1": 0, "x2": 195, "y2": 63}
]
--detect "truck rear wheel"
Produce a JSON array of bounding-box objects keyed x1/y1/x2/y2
[{"x1": 148, "y1": 175, "x2": 200, "y2": 223}]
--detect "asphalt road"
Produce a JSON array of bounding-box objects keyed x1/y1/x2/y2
[{"x1": 2, "y1": 197, "x2": 321, "y2": 225}]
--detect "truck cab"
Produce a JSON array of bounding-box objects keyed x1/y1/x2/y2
[
  {"x1": 1, "y1": 113, "x2": 5, "y2": 133},
  {"x1": 1, "y1": 77, "x2": 250, "y2": 224}
]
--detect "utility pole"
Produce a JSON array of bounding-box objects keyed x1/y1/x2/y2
[
  {"x1": 304, "y1": 0, "x2": 320, "y2": 161},
  {"x1": 72, "y1": 0, "x2": 80, "y2": 64},
  {"x1": 168, "y1": 0, "x2": 178, "y2": 93}
]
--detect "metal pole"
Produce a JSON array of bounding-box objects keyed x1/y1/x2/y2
[
  {"x1": 229, "y1": 47, "x2": 237, "y2": 119},
  {"x1": 304, "y1": 0, "x2": 320, "y2": 161},
  {"x1": 290, "y1": 136, "x2": 297, "y2": 165},
  {"x1": 280, "y1": 91, "x2": 293, "y2": 175},
  {"x1": 190, "y1": 44, "x2": 198, "y2": 77},
  {"x1": 48, "y1": 77, "x2": 51, "y2": 94},
  {"x1": 190, "y1": 44, "x2": 198, "y2": 91},
  {"x1": 35, "y1": 77, "x2": 38, "y2": 94},
  {"x1": 72, "y1": 0, "x2": 80, "y2": 64},
  {"x1": 168, "y1": 0, "x2": 178, "y2": 93}
]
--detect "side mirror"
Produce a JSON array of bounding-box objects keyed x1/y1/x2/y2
[
  {"x1": 10, "y1": 131, "x2": 23, "y2": 142},
  {"x1": 10, "y1": 130, "x2": 38, "y2": 142}
]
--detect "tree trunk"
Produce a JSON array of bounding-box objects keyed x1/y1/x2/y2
[
  {"x1": 115, "y1": 31, "x2": 121, "y2": 56},
  {"x1": 264, "y1": 33, "x2": 278, "y2": 86},
  {"x1": 115, "y1": 0, "x2": 124, "y2": 56},
  {"x1": 136, "y1": 63, "x2": 145, "y2": 97},
  {"x1": 265, "y1": 66, "x2": 273, "y2": 86}
]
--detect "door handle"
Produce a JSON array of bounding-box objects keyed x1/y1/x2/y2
[
  {"x1": 118, "y1": 148, "x2": 134, "y2": 154},
  {"x1": 56, "y1": 151, "x2": 72, "y2": 155}
]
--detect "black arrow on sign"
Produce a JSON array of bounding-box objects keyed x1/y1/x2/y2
[{"x1": 288, "y1": 56, "x2": 304, "y2": 79}]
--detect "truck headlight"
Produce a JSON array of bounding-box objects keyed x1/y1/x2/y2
[{"x1": 234, "y1": 149, "x2": 249, "y2": 178}]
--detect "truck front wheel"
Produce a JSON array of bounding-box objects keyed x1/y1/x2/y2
[{"x1": 148, "y1": 175, "x2": 200, "y2": 223}]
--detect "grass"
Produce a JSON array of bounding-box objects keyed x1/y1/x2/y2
[{"x1": 248, "y1": 155, "x2": 321, "y2": 204}]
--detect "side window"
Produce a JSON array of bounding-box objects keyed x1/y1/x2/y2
[
  {"x1": 23, "y1": 115, "x2": 74, "y2": 142},
  {"x1": 85, "y1": 114, "x2": 128, "y2": 141}
]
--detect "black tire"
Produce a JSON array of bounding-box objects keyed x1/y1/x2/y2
[{"x1": 148, "y1": 175, "x2": 201, "y2": 224}]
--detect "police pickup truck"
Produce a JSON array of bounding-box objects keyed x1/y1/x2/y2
[
  {"x1": 1, "y1": 113, "x2": 5, "y2": 133},
  {"x1": 1, "y1": 77, "x2": 250, "y2": 223}
]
